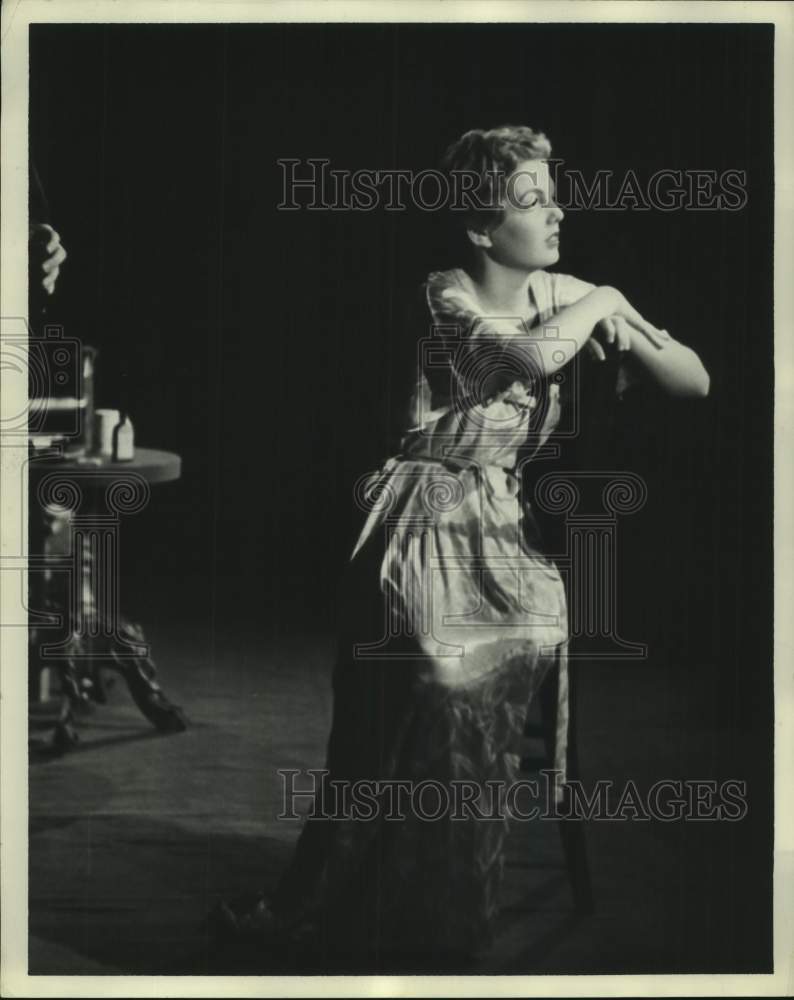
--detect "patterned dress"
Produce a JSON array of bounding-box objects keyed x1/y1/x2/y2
[{"x1": 271, "y1": 266, "x2": 610, "y2": 963}]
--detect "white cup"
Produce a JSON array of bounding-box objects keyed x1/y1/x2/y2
[{"x1": 95, "y1": 408, "x2": 120, "y2": 457}]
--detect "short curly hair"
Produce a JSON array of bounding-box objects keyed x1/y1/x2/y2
[{"x1": 440, "y1": 124, "x2": 553, "y2": 232}]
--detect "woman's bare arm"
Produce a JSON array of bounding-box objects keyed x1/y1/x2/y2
[
  {"x1": 506, "y1": 285, "x2": 668, "y2": 377},
  {"x1": 601, "y1": 306, "x2": 711, "y2": 398}
]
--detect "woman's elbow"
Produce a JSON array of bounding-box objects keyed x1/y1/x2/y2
[
  {"x1": 684, "y1": 367, "x2": 710, "y2": 398},
  {"x1": 692, "y1": 356, "x2": 711, "y2": 397},
  {"x1": 678, "y1": 349, "x2": 711, "y2": 398},
  {"x1": 663, "y1": 366, "x2": 709, "y2": 399},
  {"x1": 670, "y1": 371, "x2": 709, "y2": 399}
]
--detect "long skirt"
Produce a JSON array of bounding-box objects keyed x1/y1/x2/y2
[{"x1": 271, "y1": 457, "x2": 570, "y2": 962}]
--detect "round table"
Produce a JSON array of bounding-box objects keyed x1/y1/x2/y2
[{"x1": 33, "y1": 446, "x2": 182, "y2": 483}]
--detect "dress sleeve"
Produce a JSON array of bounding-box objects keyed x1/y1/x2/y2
[{"x1": 425, "y1": 275, "x2": 545, "y2": 403}]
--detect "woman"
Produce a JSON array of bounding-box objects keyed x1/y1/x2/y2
[{"x1": 216, "y1": 125, "x2": 709, "y2": 967}]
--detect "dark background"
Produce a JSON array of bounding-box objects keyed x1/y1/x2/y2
[{"x1": 29, "y1": 22, "x2": 774, "y2": 971}]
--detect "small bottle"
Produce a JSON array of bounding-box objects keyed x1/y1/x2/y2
[
  {"x1": 95, "y1": 408, "x2": 120, "y2": 457},
  {"x1": 112, "y1": 412, "x2": 135, "y2": 462}
]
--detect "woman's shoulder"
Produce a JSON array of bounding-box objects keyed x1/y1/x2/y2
[
  {"x1": 422, "y1": 268, "x2": 526, "y2": 339},
  {"x1": 420, "y1": 268, "x2": 596, "y2": 314},
  {"x1": 532, "y1": 270, "x2": 597, "y2": 313}
]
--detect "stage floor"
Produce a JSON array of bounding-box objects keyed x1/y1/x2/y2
[{"x1": 28, "y1": 619, "x2": 771, "y2": 975}]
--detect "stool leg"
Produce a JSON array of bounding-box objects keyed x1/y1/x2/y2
[
  {"x1": 556, "y1": 713, "x2": 595, "y2": 914},
  {"x1": 539, "y1": 656, "x2": 595, "y2": 914}
]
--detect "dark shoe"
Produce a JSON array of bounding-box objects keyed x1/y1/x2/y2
[
  {"x1": 212, "y1": 898, "x2": 276, "y2": 940},
  {"x1": 206, "y1": 894, "x2": 321, "y2": 955}
]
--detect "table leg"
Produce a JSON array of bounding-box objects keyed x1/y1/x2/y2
[
  {"x1": 30, "y1": 468, "x2": 188, "y2": 742},
  {"x1": 108, "y1": 617, "x2": 188, "y2": 732}
]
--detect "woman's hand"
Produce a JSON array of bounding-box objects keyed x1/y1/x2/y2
[
  {"x1": 601, "y1": 314, "x2": 669, "y2": 352},
  {"x1": 29, "y1": 223, "x2": 67, "y2": 296},
  {"x1": 585, "y1": 316, "x2": 663, "y2": 362},
  {"x1": 584, "y1": 287, "x2": 671, "y2": 362},
  {"x1": 583, "y1": 334, "x2": 608, "y2": 362},
  {"x1": 601, "y1": 287, "x2": 670, "y2": 350},
  {"x1": 590, "y1": 288, "x2": 710, "y2": 396}
]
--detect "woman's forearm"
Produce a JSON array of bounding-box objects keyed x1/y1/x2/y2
[
  {"x1": 626, "y1": 328, "x2": 711, "y2": 397},
  {"x1": 524, "y1": 286, "x2": 619, "y2": 376}
]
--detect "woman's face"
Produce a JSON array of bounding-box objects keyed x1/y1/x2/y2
[{"x1": 482, "y1": 158, "x2": 564, "y2": 271}]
